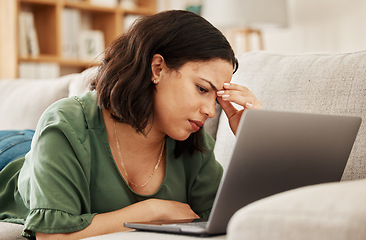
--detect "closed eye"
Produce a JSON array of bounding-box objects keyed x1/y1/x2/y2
[{"x1": 196, "y1": 85, "x2": 209, "y2": 93}]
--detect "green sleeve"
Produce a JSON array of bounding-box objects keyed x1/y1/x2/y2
[
  {"x1": 18, "y1": 98, "x2": 96, "y2": 237},
  {"x1": 188, "y1": 131, "x2": 223, "y2": 219}
]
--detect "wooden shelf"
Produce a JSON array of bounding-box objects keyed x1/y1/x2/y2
[
  {"x1": 19, "y1": 0, "x2": 58, "y2": 5},
  {"x1": 0, "y1": 0, "x2": 156, "y2": 78},
  {"x1": 19, "y1": 55, "x2": 100, "y2": 67},
  {"x1": 64, "y1": 1, "x2": 118, "y2": 12},
  {"x1": 64, "y1": 1, "x2": 155, "y2": 14},
  {"x1": 124, "y1": 7, "x2": 155, "y2": 15}
]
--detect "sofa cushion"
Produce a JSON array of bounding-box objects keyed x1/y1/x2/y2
[
  {"x1": 68, "y1": 67, "x2": 97, "y2": 98},
  {"x1": 227, "y1": 179, "x2": 366, "y2": 240},
  {"x1": 82, "y1": 230, "x2": 227, "y2": 239},
  {"x1": 214, "y1": 50, "x2": 366, "y2": 180},
  {"x1": 0, "y1": 222, "x2": 26, "y2": 239},
  {"x1": 0, "y1": 76, "x2": 71, "y2": 130}
]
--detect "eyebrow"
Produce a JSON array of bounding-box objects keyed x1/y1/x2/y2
[{"x1": 200, "y1": 78, "x2": 219, "y2": 91}]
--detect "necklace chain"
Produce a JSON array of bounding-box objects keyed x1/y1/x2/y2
[{"x1": 113, "y1": 121, "x2": 165, "y2": 188}]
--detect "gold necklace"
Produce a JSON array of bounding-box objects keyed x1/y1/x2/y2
[{"x1": 113, "y1": 121, "x2": 165, "y2": 188}]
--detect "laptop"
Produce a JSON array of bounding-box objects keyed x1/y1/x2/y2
[{"x1": 125, "y1": 109, "x2": 362, "y2": 236}]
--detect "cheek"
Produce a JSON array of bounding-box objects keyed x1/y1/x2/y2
[
  {"x1": 168, "y1": 86, "x2": 197, "y2": 111},
  {"x1": 154, "y1": 80, "x2": 201, "y2": 122},
  {"x1": 154, "y1": 91, "x2": 184, "y2": 124}
]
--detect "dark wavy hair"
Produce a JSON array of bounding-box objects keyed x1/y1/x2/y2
[{"x1": 91, "y1": 10, "x2": 238, "y2": 157}]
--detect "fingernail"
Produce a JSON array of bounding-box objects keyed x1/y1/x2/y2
[
  {"x1": 217, "y1": 90, "x2": 225, "y2": 95},
  {"x1": 224, "y1": 83, "x2": 230, "y2": 88},
  {"x1": 246, "y1": 103, "x2": 253, "y2": 108},
  {"x1": 222, "y1": 95, "x2": 230, "y2": 100}
]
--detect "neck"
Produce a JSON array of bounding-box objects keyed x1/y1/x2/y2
[
  {"x1": 103, "y1": 109, "x2": 166, "y2": 154},
  {"x1": 103, "y1": 109, "x2": 167, "y2": 190}
]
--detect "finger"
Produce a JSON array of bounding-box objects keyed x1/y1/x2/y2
[
  {"x1": 217, "y1": 86, "x2": 261, "y2": 109},
  {"x1": 218, "y1": 83, "x2": 262, "y2": 109},
  {"x1": 223, "y1": 82, "x2": 251, "y2": 92},
  {"x1": 245, "y1": 102, "x2": 263, "y2": 109},
  {"x1": 218, "y1": 83, "x2": 256, "y2": 99},
  {"x1": 223, "y1": 82, "x2": 240, "y2": 90},
  {"x1": 220, "y1": 87, "x2": 256, "y2": 99},
  {"x1": 218, "y1": 91, "x2": 255, "y2": 107}
]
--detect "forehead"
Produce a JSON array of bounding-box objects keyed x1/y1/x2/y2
[
  {"x1": 179, "y1": 59, "x2": 233, "y2": 87},
  {"x1": 187, "y1": 59, "x2": 233, "y2": 71}
]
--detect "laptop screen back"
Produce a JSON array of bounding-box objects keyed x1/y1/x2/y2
[{"x1": 207, "y1": 110, "x2": 361, "y2": 235}]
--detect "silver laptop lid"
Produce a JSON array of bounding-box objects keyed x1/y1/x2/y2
[{"x1": 207, "y1": 109, "x2": 361, "y2": 235}]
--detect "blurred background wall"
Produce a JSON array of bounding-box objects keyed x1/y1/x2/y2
[{"x1": 158, "y1": 0, "x2": 366, "y2": 54}]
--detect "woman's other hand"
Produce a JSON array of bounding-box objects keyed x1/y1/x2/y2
[
  {"x1": 144, "y1": 199, "x2": 200, "y2": 220},
  {"x1": 217, "y1": 83, "x2": 262, "y2": 135}
]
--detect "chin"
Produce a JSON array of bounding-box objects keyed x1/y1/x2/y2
[
  {"x1": 172, "y1": 135, "x2": 191, "y2": 142},
  {"x1": 168, "y1": 130, "x2": 192, "y2": 141}
]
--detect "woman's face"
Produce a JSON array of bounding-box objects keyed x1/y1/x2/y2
[{"x1": 152, "y1": 58, "x2": 233, "y2": 141}]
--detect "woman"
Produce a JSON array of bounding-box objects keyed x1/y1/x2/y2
[{"x1": 0, "y1": 10, "x2": 261, "y2": 239}]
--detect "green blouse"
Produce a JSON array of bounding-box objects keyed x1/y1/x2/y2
[{"x1": 0, "y1": 91, "x2": 223, "y2": 238}]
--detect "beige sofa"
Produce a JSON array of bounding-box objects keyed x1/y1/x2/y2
[{"x1": 1, "y1": 50, "x2": 365, "y2": 240}]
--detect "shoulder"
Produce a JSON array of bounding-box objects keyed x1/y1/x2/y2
[{"x1": 37, "y1": 91, "x2": 100, "y2": 141}]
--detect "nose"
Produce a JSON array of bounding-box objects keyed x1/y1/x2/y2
[{"x1": 201, "y1": 99, "x2": 216, "y2": 119}]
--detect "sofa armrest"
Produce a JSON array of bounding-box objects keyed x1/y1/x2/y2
[{"x1": 227, "y1": 179, "x2": 366, "y2": 240}]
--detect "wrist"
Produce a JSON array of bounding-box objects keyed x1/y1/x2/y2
[{"x1": 143, "y1": 199, "x2": 166, "y2": 220}]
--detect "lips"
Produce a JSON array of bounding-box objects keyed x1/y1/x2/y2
[{"x1": 189, "y1": 120, "x2": 204, "y2": 132}]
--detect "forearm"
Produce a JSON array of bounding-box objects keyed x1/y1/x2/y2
[
  {"x1": 35, "y1": 199, "x2": 198, "y2": 240},
  {"x1": 36, "y1": 200, "x2": 157, "y2": 240}
]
